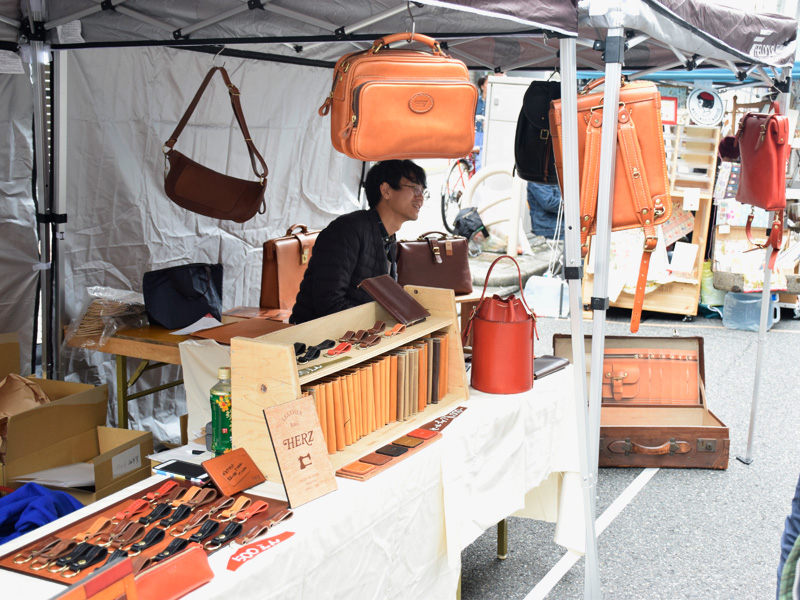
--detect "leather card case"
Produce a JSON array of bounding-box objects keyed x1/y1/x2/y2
[
  {"x1": 407, "y1": 428, "x2": 437, "y2": 440},
  {"x1": 360, "y1": 452, "x2": 393, "y2": 466},
  {"x1": 340, "y1": 461, "x2": 377, "y2": 476},
  {"x1": 393, "y1": 435, "x2": 424, "y2": 448},
  {"x1": 534, "y1": 355, "x2": 569, "y2": 379},
  {"x1": 202, "y1": 447, "x2": 266, "y2": 496},
  {"x1": 358, "y1": 274, "x2": 430, "y2": 326},
  {"x1": 376, "y1": 444, "x2": 409, "y2": 457}
]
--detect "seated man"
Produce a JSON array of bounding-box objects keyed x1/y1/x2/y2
[
  {"x1": 526, "y1": 181, "x2": 564, "y2": 241},
  {"x1": 291, "y1": 160, "x2": 427, "y2": 324}
]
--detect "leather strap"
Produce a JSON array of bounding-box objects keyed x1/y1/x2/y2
[
  {"x1": 128, "y1": 527, "x2": 166, "y2": 556},
  {"x1": 158, "y1": 503, "x2": 193, "y2": 528},
  {"x1": 73, "y1": 517, "x2": 113, "y2": 542},
  {"x1": 29, "y1": 539, "x2": 77, "y2": 571},
  {"x1": 234, "y1": 508, "x2": 293, "y2": 546},
  {"x1": 108, "y1": 522, "x2": 147, "y2": 549},
  {"x1": 608, "y1": 438, "x2": 691, "y2": 455},
  {"x1": 745, "y1": 210, "x2": 784, "y2": 271},
  {"x1": 12, "y1": 537, "x2": 59, "y2": 564},
  {"x1": 218, "y1": 495, "x2": 251, "y2": 521},
  {"x1": 144, "y1": 480, "x2": 179, "y2": 503},
  {"x1": 204, "y1": 521, "x2": 243, "y2": 551},
  {"x1": 48, "y1": 541, "x2": 94, "y2": 573},
  {"x1": 187, "y1": 519, "x2": 221, "y2": 544},
  {"x1": 233, "y1": 499, "x2": 270, "y2": 524},
  {"x1": 164, "y1": 66, "x2": 268, "y2": 182},
  {"x1": 112, "y1": 498, "x2": 150, "y2": 523},
  {"x1": 151, "y1": 537, "x2": 191, "y2": 563},
  {"x1": 172, "y1": 485, "x2": 202, "y2": 507},
  {"x1": 61, "y1": 544, "x2": 108, "y2": 578},
  {"x1": 139, "y1": 502, "x2": 173, "y2": 526}
]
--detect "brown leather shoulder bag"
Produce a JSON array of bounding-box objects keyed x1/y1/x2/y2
[{"x1": 163, "y1": 66, "x2": 268, "y2": 223}]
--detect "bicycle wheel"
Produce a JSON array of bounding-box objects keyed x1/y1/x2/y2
[{"x1": 440, "y1": 159, "x2": 473, "y2": 233}]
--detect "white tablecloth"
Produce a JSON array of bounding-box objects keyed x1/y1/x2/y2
[{"x1": 0, "y1": 367, "x2": 583, "y2": 599}]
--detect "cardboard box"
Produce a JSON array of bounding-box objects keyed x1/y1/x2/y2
[
  {"x1": 0, "y1": 344, "x2": 153, "y2": 504},
  {"x1": 0, "y1": 332, "x2": 20, "y2": 381}
]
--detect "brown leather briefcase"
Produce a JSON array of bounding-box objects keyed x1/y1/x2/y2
[{"x1": 260, "y1": 224, "x2": 319, "y2": 310}]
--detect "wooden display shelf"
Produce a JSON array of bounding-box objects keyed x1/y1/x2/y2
[
  {"x1": 582, "y1": 192, "x2": 713, "y2": 317},
  {"x1": 230, "y1": 286, "x2": 468, "y2": 483}
]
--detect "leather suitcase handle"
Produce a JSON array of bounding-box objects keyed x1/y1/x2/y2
[
  {"x1": 418, "y1": 231, "x2": 448, "y2": 240},
  {"x1": 373, "y1": 32, "x2": 441, "y2": 54},
  {"x1": 285, "y1": 224, "x2": 309, "y2": 236},
  {"x1": 608, "y1": 438, "x2": 691, "y2": 456}
]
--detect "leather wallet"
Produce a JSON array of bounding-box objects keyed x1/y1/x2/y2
[
  {"x1": 393, "y1": 435, "x2": 423, "y2": 448},
  {"x1": 340, "y1": 461, "x2": 376, "y2": 476},
  {"x1": 359, "y1": 452, "x2": 393, "y2": 466},
  {"x1": 202, "y1": 448, "x2": 266, "y2": 496},
  {"x1": 533, "y1": 355, "x2": 569, "y2": 379},
  {"x1": 407, "y1": 428, "x2": 437, "y2": 440},
  {"x1": 357, "y1": 275, "x2": 430, "y2": 326},
  {"x1": 135, "y1": 543, "x2": 213, "y2": 600},
  {"x1": 376, "y1": 444, "x2": 408, "y2": 457}
]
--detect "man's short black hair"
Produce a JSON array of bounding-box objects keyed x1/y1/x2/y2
[{"x1": 364, "y1": 160, "x2": 427, "y2": 209}]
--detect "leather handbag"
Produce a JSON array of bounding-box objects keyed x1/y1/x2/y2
[
  {"x1": 514, "y1": 80, "x2": 561, "y2": 183},
  {"x1": 142, "y1": 263, "x2": 223, "y2": 329},
  {"x1": 318, "y1": 32, "x2": 477, "y2": 161},
  {"x1": 163, "y1": 66, "x2": 268, "y2": 223},
  {"x1": 464, "y1": 255, "x2": 536, "y2": 395},
  {"x1": 549, "y1": 78, "x2": 672, "y2": 332},
  {"x1": 261, "y1": 224, "x2": 320, "y2": 309},
  {"x1": 736, "y1": 103, "x2": 789, "y2": 269},
  {"x1": 602, "y1": 348, "x2": 699, "y2": 404},
  {"x1": 396, "y1": 232, "x2": 473, "y2": 295}
]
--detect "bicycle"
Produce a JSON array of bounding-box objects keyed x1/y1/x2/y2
[{"x1": 440, "y1": 147, "x2": 479, "y2": 233}]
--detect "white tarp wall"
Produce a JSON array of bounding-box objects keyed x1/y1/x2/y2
[
  {"x1": 0, "y1": 66, "x2": 37, "y2": 377},
  {"x1": 61, "y1": 46, "x2": 362, "y2": 440}
]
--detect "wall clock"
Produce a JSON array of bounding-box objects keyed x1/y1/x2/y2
[{"x1": 687, "y1": 88, "x2": 724, "y2": 127}]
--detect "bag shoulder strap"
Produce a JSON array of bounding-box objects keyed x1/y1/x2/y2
[
  {"x1": 164, "y1": 67, "x2": 268, "y2": 182},
  {"x1": 746, "y1": 210, "x2": 784, "y2": 271}
]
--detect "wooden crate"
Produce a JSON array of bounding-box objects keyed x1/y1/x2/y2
[
  {"x1": 553, "y1": 334, "x2": 729, "y2": 469},
  {"x1": 230, "y1": 286, "x2": 468, "y2": 483}
]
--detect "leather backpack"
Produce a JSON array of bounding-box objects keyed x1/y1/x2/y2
[{"x1": 514, "y1": 81, "x2": 561, "y2": 183}]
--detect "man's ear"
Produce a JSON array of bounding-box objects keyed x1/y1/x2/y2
[{"x1": 379, "y1": 181, "x2": 391, "y2": 200}]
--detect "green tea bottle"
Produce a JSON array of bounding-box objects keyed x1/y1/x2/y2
[{"x1": 210, "y1": 366, "x2": 232, "y2": 456}]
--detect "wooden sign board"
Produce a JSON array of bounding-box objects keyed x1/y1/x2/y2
[{"x1": 263, "y1": 396, "x2": 337, "y2": 508}]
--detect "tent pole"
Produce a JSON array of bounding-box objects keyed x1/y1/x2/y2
[
  {"x1": 29, "y1": 4, "x2": 56, "y2": 378},
  {"x1": 559, "y1": 37, "x2": 601, "y2": 599},
  {"x1": 737, "y1": 79, "x2": 792, "y2": 464},
  {"x1": 51, "y1": 50, "x2": 68, "y2": 380}
]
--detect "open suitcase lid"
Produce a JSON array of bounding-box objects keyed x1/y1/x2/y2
[{"x1": 552, "y1": 334, "x2": 706, "y2": 408}]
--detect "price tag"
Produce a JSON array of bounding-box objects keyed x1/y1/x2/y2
[
  {"x1": 682, "y1": 187, "x2": 701, "y2": 211},
  {"x1": 226, "y1": 532, "x2": 294, "y2": 571}
]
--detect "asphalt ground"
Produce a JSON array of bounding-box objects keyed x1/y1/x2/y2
[{"x1": 409, "y1": 159, "x2": 800, "y2": 599}]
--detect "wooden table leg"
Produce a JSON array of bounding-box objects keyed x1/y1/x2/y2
[{"x1": 116, "y1": 354, "x2": 129, "y2": 429}]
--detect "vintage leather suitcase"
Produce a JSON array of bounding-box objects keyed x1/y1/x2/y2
[
  {"x1": 260, "y1": 224, "x2": 319, "y2": 310},
  {"x1": 553, "y1": 334, "x2": 729, "y2": 469}
]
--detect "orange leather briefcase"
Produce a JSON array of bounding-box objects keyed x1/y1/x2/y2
[
  {"x1": 260, "y1": 224, "x2": 319, "y2": 310},
  {"x1": 318, "y1": 32, "x2": 477, "y2": 161},
  {"x1": 549, "y1": 78, "x2": 672, "y2": 332}
]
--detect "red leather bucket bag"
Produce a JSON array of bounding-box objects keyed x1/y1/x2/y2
[{"x1": 465, "y1": 255, "x2": 537, "y2": 395}]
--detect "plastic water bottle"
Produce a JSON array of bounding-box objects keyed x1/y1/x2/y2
[
  {"x1": 210, "y1": 367, "x2": 232, "y2": 456},
  {"x1": 722, "y1": 292, "x2": 780, "y2": 332}
]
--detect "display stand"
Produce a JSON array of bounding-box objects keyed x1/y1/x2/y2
[{"x1": 229, "y1": 286, "x2": 467, "y2": 483}]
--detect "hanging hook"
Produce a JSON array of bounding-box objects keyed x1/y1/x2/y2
[
  {"x1": 406, "y1": 1, "x2": 416, "y2": 43},
  {"x1": 212, "y1": 45, "x2": 226, "y2": 68}
]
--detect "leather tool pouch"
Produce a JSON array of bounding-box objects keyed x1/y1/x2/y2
[
  {"x1": 601, "y1": 349, "x2": 699, "y2": 404},
  {"x1": 260, "y1": 224, "x2": 320, "y2": 309},
  {"x1": 319, "y1": 33, "x2": 477, "y2": 161},
  {"x1": 397, "y1": 232, "x2": 472, "y2": 295},
  {"x1": 163, "y1": 66, "x2": 268, "y2": 223},
  {"x1": 549, "y1": 78, "x2": 672, "y2": 332}
]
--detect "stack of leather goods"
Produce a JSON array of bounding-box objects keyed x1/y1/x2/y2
[
  {"x1": 0, "y1": 478, "x2": 291, "y2": 587},
  {"x1": 302, "y1": 332, "x2": 449, "y2": 455}
]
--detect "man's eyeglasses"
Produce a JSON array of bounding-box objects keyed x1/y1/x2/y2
[{"x1": 400, "y1": 184, "x2": 430, "y2": 200}]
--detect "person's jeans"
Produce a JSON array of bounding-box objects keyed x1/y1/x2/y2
[
  {"x1": 474, "y1": 130, "x2": 483, "y2": 172},
  {"x1": 778, "y1": 473, "x2": 800, "y2": 597}
]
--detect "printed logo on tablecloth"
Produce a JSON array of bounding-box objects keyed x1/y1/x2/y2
[{"x1": 227, "y1": 532, "x2": 295, "y2": 571}]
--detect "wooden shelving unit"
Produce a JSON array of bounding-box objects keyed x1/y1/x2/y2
[
  {"x1": 230, "y1": 286, "x2": 468, "y2": 483},
  {"x1": 669, "y1": 124, "x2": 720, "y2": 198}
]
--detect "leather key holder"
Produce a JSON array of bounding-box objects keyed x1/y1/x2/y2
[
  {"x1": 104, "y1": 547, "x2": 132, "y2": 568},
  {"x1": 172, "y1": 486, "x2": 203, "y2": 507},
  {"x1": 12, "y1": 536, "x2": 59, "y2": 565},
  {"x1": 128, "y1": 527, "x2": 166, "y2": 556},
  {"x1": 73, "y1": 517, "x2": 113, "y2": 542},
  {"x1": 28, "y1": 539, "x2": 77, "y2": 571},
  {"x1": 151, "y1": 537, "x2": 191, "y2": 563},
  {"x1": 204, "y1": 521, "x2": 243, "y2": 551},
  {"x1": 232, "y1": 499, "x2": 269, "y2": 524},
  {"x1": 139, "y1": 502, "x2": 173, "y2": 525},
  {"x1": 234, "y1": 508, "x2": 293, "y2": 546},
  {"x1": 158, "y1": 503, "x2": 193, "y2": 528},
  {"x1": 182, "y1": 486, "x2": 218, "y2": 509},
  {"x1": 112, "y1": 499, "x2": 151, "y2": 523},
  {"x1": 187, "y1": 519, "x2": 221, "y2": 544},
  {"x1": 48, "y1": 542, "x2": 94, "y2": 573},
  {"x1": 217, "y1": 496, "x2": 251, "y2": 521},
  {"x1": 62, "y1": 544, "x2": 108, "y2": 578},
  {"x1": 143, "y1": 480, "x2": 180, "y2": 504},
  {"x1": 169, "y1": 496, "x2": 233, "y2": 536}
]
